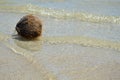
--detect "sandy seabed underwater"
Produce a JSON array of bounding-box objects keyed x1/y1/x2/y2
[{"x1": 0, "y1": 0, "x2": 120, "y2": 80}]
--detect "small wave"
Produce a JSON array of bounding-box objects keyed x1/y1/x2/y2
[
  {"x1": 42, "y1": 36, "x2": 120, "y2": 51},
  {"x1": 0, "y1": 32, "x2": 120, "y2": 51},
  {"x1": 12, "y1": 35, "x2": 120, "y2": 52},
  {"x1": 0, "y1": 4, "x2": 120, "y2": 24},
  {"x1": 10, "y1": 35, "x2": 120, "y2": 52}
]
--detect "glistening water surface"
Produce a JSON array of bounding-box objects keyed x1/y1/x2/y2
[{"x1": 0, "y1": 0, "x2": 120, "y2": 80}]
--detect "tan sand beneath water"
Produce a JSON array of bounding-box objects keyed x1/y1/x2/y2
[
  {"x1": 0, "y1": 43, "x2": 57, "y2": 80},
  {"x1": 0, "y1": 38, "x2": 120, "y2": 80},
  {"x1": 0, "y1": 12, "x2": 120, "y2": 80}
]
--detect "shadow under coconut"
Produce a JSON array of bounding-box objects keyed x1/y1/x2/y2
[{"x1": 12, "y1": 34, "x2": 43, "y2": 52}]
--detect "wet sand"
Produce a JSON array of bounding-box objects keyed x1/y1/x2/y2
[
  {"x1": 0, "y1": 12, "x2": 120, "y2": 80},
  {"x1": 0, "y1": 37, "x2": 120, "y2": 80}
]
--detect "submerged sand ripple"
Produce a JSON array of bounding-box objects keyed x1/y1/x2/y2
[{"x1": 0, "y1": 33, "x2": 120, "y2": 80}]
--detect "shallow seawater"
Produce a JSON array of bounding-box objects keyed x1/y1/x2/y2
[{"x1": 0, "y1": 0, "x2": 120, "y2": 80}]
